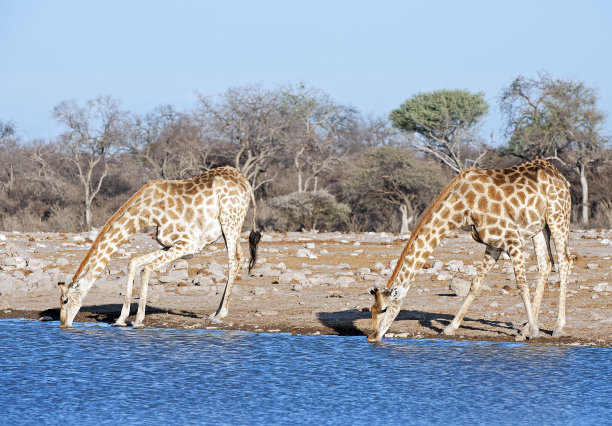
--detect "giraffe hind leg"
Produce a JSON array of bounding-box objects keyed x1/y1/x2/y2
[
  {"x1": 520, "y1": 231, "x2": 553, "y2": 336},
  {"x1": 550, "y1": 226, "x2": 572, "y2": 337},
  {"x1": 209, "y1": 205, "x2": 247, "y2": 321}
]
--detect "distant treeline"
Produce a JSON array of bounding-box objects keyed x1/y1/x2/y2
[{"x1": 1, "y1": 76, "x2": 611, "y2": 233}]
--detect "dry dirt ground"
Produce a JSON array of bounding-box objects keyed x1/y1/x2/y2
[{"x1": 1, "y1": 229, "x2": 611, "y2": 347}]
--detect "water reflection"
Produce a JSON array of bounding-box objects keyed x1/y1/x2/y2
[{"x1": 1, "y1": 318, "x2": 610, "y2": 425}]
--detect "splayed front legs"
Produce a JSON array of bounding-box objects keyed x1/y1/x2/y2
[
  {"x1": 114, "y1": 242, "x2": 195, "y2": 328},
  {"x1": 443, "y1": 245, "x2": 501, "y2": 336}
]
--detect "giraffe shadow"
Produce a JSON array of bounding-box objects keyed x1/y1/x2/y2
[
  {"x1": 41, "y1": 303, "x2": 200, "y2": 325},
  {"x1": 317, "y1": 309, "x2": 519, "y2": 337}
]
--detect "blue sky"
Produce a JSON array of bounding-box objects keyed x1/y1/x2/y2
[{"x1": 2, "y1": 0, "x2": 611, "y2": 144}]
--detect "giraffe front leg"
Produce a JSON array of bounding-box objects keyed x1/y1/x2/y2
[
  {"x1": 520, "y1": 231, "x2": 552, "y2": 337},
  {"x1": 114, "y1": 257, "x2": 139, "y2": 327},
  {"x1": 444, "y1": 245, "x2": 500, "y2": 335},
  {"x1": 508, "y1": 245, "x2": 540, "y2": 340},
  {"x1": 132, "y1": 266, "x2": 153, "y2": 329}
]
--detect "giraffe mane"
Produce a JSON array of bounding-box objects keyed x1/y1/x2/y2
[
  {"x1": 71, "y1": 180, "x2": 161, "y2": 282},
  {"x1": 385, "y1": 170, "x2": 470, "y2": 288}
]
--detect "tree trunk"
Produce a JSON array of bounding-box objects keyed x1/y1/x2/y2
[
  {"x1": 399, "y1": 204, "x2": 412, "y2": 234},
  {"x1": 85, "y1": 201, "x2": 93, "y2": 229},
  {"x1": 579, "y1": 163, "x2": 589, "y2": 226}
]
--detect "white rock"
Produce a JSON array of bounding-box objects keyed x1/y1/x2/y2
[
  {"x1": 170, "y1": 259, "x2": 189, "y2": 270},
  {"x1": 447, "y1": 260, "x2": 464, "y2": 272},
  {"x1": 296, "y1": 248, "x2": 312, "y2": 258},
  {"x1": 250, "y1": 264, "x2": 279, "y2": 277},
  {"x1": 372, "y1": 262, "x2": 386, "y2": 273},
  {"x1": 4, "y1": 243, "x2": 24, "y2": 257},
  {"x1": 431, "y1": 260, "x2": 444, "y2": 270},
  {"x1": 278, "y1": 271, "x2": 308, "y2": 285},
  {"x1": 586, "y1": 263, "x2": 599, "y2": 269},
  {"x1": 158, "y1": 269, "x2": 189, "y2": 283},
  {"x1": 27, "y1": 258, "x2": 51, "y2": 270},
  {"x1": 206, "y1": 262, "x2": 227, "y2": 280},
  {"x1": 291, "y1": 283, "x2": 303, "y2": 291},
  {"x1": 463, "y1": 265, "x2": 478, "y2": 276},
  {"x1": 336, "y1": 276, "x2": 356, "y2": 287},
  {"x1": 193, "y1": 276, "x2": 214, "y2": 287},
  {"x1": 593, "y1": 282, "x2": 610, "y2": 292},
  {"x1": 253, "y1": 287, "x2": 267, "y2": 296},
  {"x1": 256, "y1": 309, "x2": 278, "y2": 316},
  {"x1": 357, "y1": 268, "x2": 371, "y2": 278},
  {"x1": 0, "y1": 234, "x2": 6, "y2": 241},
  {"x1": 56, "y1": 258, "x2": 70, "y2": 267},
  {"x1": 1, "y1": 256, "x2": 27, "y2": 271},
  {"x1": 305, "y1": 243, "x2": 316, "y2": 249},
  {"x1": 436, "y1": 271, "x2": 453, "y2": 281},
  {"x1": 449, "y1": 277, "x2": 471, "y2": 297}
]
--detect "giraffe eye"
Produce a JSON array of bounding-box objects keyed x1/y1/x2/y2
[{"x1": 380, "y1": 307, "x2": 388, "y2": 314}]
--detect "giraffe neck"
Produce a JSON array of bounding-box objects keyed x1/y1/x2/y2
[
  {"x1": 72, "y1": 194, "x2": 148, "y2": 289},
  {"x1": 387, "y1": 175, "x2": 467, "y2": 291}
]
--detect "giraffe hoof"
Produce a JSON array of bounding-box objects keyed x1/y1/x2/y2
[
  {"x1": 529, "y1": 329, "x2": 540, "y2": 339},
  {"x1": 552, "y1": 329, "x2": 564, "y2": 338},
  {"x1": 132, "y1": 322, "x2": 145, "y2": 329},
  {"x1": 112, "y1": 321, "x2": 127, "y2": 327},
  {"x1": 206, "y1": 315, "x2": 223, "y2": 325},
  {"x1": 515, "y1": 333, "x2": 527, "y2": 342},
  {"x1": 442, "y1": 325, "x2": 457, "y2": 336}
]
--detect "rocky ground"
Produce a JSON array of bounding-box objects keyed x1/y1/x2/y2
[{"x1": 0, "y1": 228, "x2": 611, "y2": 347}]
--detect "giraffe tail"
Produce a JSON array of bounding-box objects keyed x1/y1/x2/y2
[
  {"x1": 543, "y1": 224, "x2": 555, "y2": 267},
  {"x1": 248, "y1": 185, "x2": 261, "y2": 273}
]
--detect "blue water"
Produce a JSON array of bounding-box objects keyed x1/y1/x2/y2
[{"x1": 1, "y1": 319, "x2": 610, "y2": 425}]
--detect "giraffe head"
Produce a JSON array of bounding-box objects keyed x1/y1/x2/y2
[
  {"x1": 367, "y1": 286, "x2": 400, "y2": 342},
  {"x1": 58, "y1": 280, "x2": 86, "y2": 327}
]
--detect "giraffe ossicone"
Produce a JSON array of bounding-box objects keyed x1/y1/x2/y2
[
  {"x1": 368, "y1": 159, "x2": 572, "y2": 342},
  {"x1": 59, "y1": 166, "x2": 260, "y2": 328}
]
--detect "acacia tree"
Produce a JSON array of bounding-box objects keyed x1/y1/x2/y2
[
  {"x1": 198, "y1": 85, "x2": 284, "y2": 192},
  {"x1": 343, "y1": 146, "x2": 445, "y2": 233},
  {"x1": 53, "y1": 96, "x2": 127, "y2": 229},
  {"x1": 390, "y1": 89, "x2": 489, "y2": 173},
  {"x1": 501, "y1": 74, "x2": 610, "y2": 225}
]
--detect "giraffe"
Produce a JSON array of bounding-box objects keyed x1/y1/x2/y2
[
  {"x1": 368, "y1": 159, "x2": 572, "y2": 342},
  {"x1": 58, "y1": 166, "x2": 261, "y2": 328}
]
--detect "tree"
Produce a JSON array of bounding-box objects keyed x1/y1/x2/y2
[
  {"x1": 128, "y1": 105, "x2": 214, "y2": 180},
  {"x1": 501, "y1": 74, "x2": 610, "y2": 225},
  {"x1": 390, "y1": 89, "x2": 489, "y2": 173},
  {"x1": 270, "y1": 190, "x2": 350, "y2": 231},
  {"x1": 0, "y1": 120, "x2": 17, "y2": 193},
  {"x1": 279, "y1": 84, "x2": 357, "y2": 193},
  {"x1": 198, "y1": 85, "x2": 284, "y2": 192},
  {"x1": 53, "y1": 96, "x2": 127, "y2": 229},
  {"x1": 343, "y1": 147, "x2": 445, "y2": 233}
]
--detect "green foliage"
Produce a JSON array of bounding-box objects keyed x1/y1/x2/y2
[
  {"x1": 343, "y1": 146, "x2": 446, "y2": 231},
  {"x1": 501, "y1": 75, "x2": 607, "y2": 160},
  {"x1": 270, "y1": 190, "x2": 350, "y2": 231},
  {"x1": 389, "y1": 89, "x2": 489, "y2": 138}
]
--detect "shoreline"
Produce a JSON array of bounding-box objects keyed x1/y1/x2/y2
[{"x1": 0, "y1": 230, "x2": 611, "y2": 348}]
